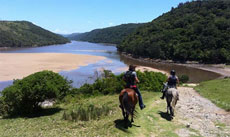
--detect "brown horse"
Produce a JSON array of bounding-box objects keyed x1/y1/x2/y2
[{"x1": 119, "y1": 88, "x2": 138, "y2": 122}]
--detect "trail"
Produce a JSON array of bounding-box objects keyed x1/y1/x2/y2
[
  {"x1": 126, "y1": 87, "x2": 230, "y2": 137},
  {"x1": 175, "y1": 87, "x2": 230, "y2": 137}
]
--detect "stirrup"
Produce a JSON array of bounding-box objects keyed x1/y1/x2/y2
[{"x1": 140, "y1": 105, "x2": 145, "y2": 110}]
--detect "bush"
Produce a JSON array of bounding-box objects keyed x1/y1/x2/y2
[
  {"x1": 178, "y1": 74, "x2": 189, "y2": 83},
  {"x1": 0, "y1": 70, "x2": 72, "y2": 116},
  {"x1": 137, "y1": 71, "x2": 167, "y2": 92},
  {"x1": 74, "y1": 70, "x2": 125, "y2": 96},
  {"x1": 68, "y1": 70, "x2": 167, "y2": 98}
]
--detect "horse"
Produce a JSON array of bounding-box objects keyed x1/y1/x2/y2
[
  {"x1": 162, "y1": 83, "x2": 179, "y2": 117},
  {"x1": 119, "y1": 88, "x2": 138, "y2": 123}
]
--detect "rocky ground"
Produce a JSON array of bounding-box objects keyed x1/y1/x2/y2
[{"x1": 175, "y1": 86, "x2": 230, "y2": 137}]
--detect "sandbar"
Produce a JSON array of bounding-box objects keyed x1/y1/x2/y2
[
  {"x1": 117, "y1": 66, "x2": 168, "y2": 75},
  {"x1": 0, "y1": 53, "x2": 106, "y2": 81}
]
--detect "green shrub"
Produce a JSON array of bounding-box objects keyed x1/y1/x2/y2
[
  {"x1": 0, "y1": 97, "x2": 8, "y2": 116},
  {"x1": 62, "y1": 104, "x2": 111, "y2": 121},
  {"x1": 69, "y1": 70, "x2": 167, "y2": 98},
  {"x1": 178, "y1": 74, "x2": 189, "y2": 83},
  {"x1": 137, "y1": 71, "x2": 167, "y2": 92},
  {"x1": 75, "y1": 70, "x2": 125, "y2": 96},
  {"x1": 0, "y1": 70, "x2": 72, "y2": 116}
]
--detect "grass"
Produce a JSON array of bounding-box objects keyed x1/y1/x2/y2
[
  {"x1": 195, "y1": 78, "x2": 230, "y2": 111},
  {"x1": 0, "y1": 91, "x2": 195, "y2": 137}
]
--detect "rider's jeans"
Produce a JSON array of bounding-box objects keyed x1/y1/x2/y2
[{"x1": 134, "y1": 88, "x2": 144, "y2": 108}]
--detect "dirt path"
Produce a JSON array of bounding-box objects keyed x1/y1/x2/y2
[
  {"x1": 175, "y1": 87, "x2": 230, "y2": 137},
  {"x1": 123, "y1": 87, "x2": 230, "y2": 137}
]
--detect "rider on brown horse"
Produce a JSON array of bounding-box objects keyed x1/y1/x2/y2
[
  {"x1": 123, "y1": 65, "x2": 146, "y2": 110},
  {"x1": 161, "y1": 70, "x2": 179, "y2": 99}
]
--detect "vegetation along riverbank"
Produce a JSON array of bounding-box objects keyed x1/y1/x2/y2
[
  {"x1": 117, "y1": 0, "x2": 230, "y2": 64},
  {"x1": 0, "y1": 21, "x2": 69, "y2": 47},
  {"x1": 0, "y1": 69, "x2": 229, "y2": 136}
]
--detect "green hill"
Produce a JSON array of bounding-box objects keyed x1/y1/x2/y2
[
  {"x1": 118, "y1": 0, "x2": 230, "y2": 64},
  {"x1": 0, "y1": 21, "x2": 70, "y2": 47},
  {"x1": 68, "y1": 23, "x2": 144, "y2": 44}
]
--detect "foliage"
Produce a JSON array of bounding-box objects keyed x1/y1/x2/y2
[
  {"x1": 0, "y1": 21, "x2": 69, "y2": 47},
  {"x1": 0, "y1": 91, "x2": 195, "y2": 137},
  {"x1": 195, "y1": 78, "x2": 230, "y2": 111},
  {"x1": 178, "y1": 74, "x2": 189, "y2": 83},
  {"x1": 0, "y1": 71, "x2": 72, "y2": 116},
  {"x1": 69, "y1": 70, "x2": 167, "y2": 97},
  {"x1": 72, "y1": 70, "x2": 125, "y2": 96},
  {"x1": 118, "y1": 0, "x2": 230, "y2": 63},
  {"x1": 62, "y1": 104, "x2": 111, "y2": 121},
  {"x1": 67, "y1": 23, "x2": 144, "y2": 44},
  {"x1": 136, "y1": 71, "x2": 167, "y2": 92}
]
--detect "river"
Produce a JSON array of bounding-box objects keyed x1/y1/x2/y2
[{"x1": 0, "y1": 41, "x2": 221, "y2": 91}]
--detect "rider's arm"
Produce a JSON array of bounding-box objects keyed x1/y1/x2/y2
[
  {"x1": 135, "y1": 77, "x2": 140, "y2": 83},
  {"x1": 176, "y1": 77, "x2": 179, "y2": 87},
  {"x1": 122, "y1": 75, "x2": 126, "y2": 82},
  {"x1": 133, "y1": 72, "x2": 140, "y2": 83},
  {"x1": 166, "y1": 76, "x2": 170, "y2": 82}
]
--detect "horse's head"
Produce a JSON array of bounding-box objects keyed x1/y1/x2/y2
[{"x1": 162, "y1": 82, "x2": 168, "y2": 92}]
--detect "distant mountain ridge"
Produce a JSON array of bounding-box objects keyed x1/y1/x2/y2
[
  {"x1": 67, "y1": 23, "x2": 144, "y2": 44},
  {"x1": 0, "y1": 21, "x2": 69, "y2": 47},
  {"x1": 64, "y1": 33, "x2": 82, "y2": 40},
  {"x1": 118, "y1": 0, "x2": 230, "y2": 63}
]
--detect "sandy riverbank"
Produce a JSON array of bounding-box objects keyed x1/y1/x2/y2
[
  {"x1": 117, "y1": 66, "x2": 169, "y2": 75},
  {"x1": 0, "y1": 53, "x2": 106, "y2": 81}
]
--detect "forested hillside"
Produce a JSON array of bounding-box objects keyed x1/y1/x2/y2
[
  {"x1": 68, "y1": 23, "x2": 144, "y2": 44},
  {"x1": 118, "y1": 0, "x2": 230, "y2": 63},
  {"x1": 0, "y1": 21, "x2": 69, "y2": 47}
]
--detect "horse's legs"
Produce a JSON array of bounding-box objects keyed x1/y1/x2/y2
[
  {"x1": 166, "y1": 100, "x2": 170, "y2": 114},
  {"x1": 125, "y1": 112, "x2": 129, "y2": 121},
  {"x1": 170, "y1": 106, "x2": 174, "y2": 117},
  {"x1": 120, "y1": 105, "x2": 126, "y2": 120},
  {"x1": 131, "y1": 106, "x2": 135, "y2": 123},
  {"x1": 123, "y1": 109, "x2": 126, "y2": 120}
]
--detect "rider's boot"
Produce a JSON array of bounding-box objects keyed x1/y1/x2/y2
[{"x1": 160, "y1": 92, "x2": 165, "y2": 99}]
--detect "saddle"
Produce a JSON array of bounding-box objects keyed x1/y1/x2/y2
[{"x1": 124, "y1": 87, "x2": 138, "y2": 97}]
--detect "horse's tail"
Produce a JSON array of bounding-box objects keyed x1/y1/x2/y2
[
  {"x1": 122, "y1": 91, "x2": 131, "y2": 115},
  {"x1": 171, "y1": 89, "x2": 179, "y2": 109}
]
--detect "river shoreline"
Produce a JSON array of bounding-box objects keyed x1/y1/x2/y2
[
  {"x1": 120, "y1": 52, "x2": 230, "y2": 79},
  {"x1": 0, "y1": 53, "x2": 106, "y2": 81}
]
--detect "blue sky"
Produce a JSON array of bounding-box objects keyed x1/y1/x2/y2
[{"x1": 0, "y1": 0, "x2": 189, "y2": 34}]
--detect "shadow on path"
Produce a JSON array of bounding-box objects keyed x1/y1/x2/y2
[
  {"x1": 158, "y1": 111, "x2": 173, "y2": 121},
  {"x1": 2, "y1": 107, "x2": 63, "y2": 119},
  {"x1": 114, "y1": 118, "x2": 142, "y2": 133}
]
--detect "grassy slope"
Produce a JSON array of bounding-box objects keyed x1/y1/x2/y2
[
  {"x1": 0, "y1": 21, "x2": 69, "y2": 47},
  {"x1": 0, "y1": 91, "x2": 193, "y2": 137},
  {"x1": 195, "y1": 78, "x2": 230, "y2": 111},
  {"x1": 69, "y1": 23, "x2": 144, "y2": 44}
]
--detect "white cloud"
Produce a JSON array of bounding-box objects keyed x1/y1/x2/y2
[
  {"x1": 108, "y1": 22, "x2": 114, "y2": 26},
  {"x1": 52, "y1": 28, "x2": 69, "y2": 34}
]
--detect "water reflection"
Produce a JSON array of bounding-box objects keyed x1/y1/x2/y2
[{"x1": 119, "y1": 54, "x2": 221, "y2": 83}]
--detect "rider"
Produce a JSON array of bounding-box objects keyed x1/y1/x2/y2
[
  {"x1": 123, "y1": 65, "x2": 146, "y2": 110},
  {"x1": 160, "y1": 69, "x2": 179, "y2": 99}
]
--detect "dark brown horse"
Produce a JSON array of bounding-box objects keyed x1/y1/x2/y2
[{"x1": 119, "y1": 88, "x2": 138, "y2": 122}]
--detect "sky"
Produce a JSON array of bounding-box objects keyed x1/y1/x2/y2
[{"x1": 0, "y1": 0, "x2": 190, "y2": 34}]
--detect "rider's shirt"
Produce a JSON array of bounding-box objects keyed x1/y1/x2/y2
[
  {"x1": 168, "y1": 75, "x2": 178, "y2": 88},
  {"x1": 124, "y1": 71, "x2": 137, "y2": 87}
]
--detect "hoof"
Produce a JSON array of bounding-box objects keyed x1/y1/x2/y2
[{"x1": 131, "y1": 118, "x2": 134, "y2": 122}]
